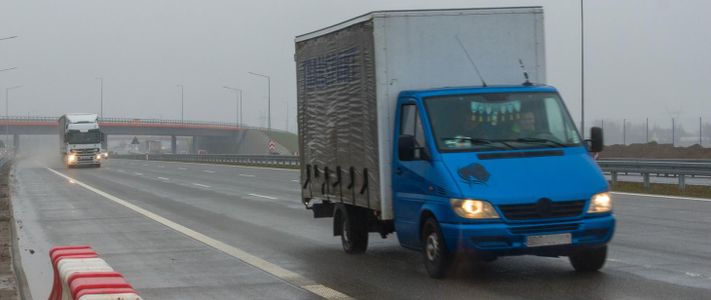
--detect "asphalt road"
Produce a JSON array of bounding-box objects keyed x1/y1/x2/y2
[{"x1": 11, "y1": 158, "x2": 711, "y2": 299}]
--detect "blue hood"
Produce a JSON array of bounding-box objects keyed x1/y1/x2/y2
[{"x1": 440, "y1": 147, "x2": 608, "y2": 205}]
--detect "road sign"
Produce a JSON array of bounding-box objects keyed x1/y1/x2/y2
[{"x1": 268, "y1": 140, "x2": 277, "y2": 154}]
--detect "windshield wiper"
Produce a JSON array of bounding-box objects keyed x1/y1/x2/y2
[
  {"x1": 442, "y1": 137, "x2": 517, "y2": 150},
  {"x1": 509, "y1": 137, "x2": 568, "y2": 148}
]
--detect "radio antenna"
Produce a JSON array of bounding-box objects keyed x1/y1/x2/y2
[
  {"x1": 518, "y1": 58, "x2": 533, "y2": 86},
  {"x1": 455, "y1": 35, "x2": 487, "y2": 87}
]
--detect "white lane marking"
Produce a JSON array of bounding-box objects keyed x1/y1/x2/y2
[
  {"x1": 239, "y1": 174, "x2": 255, "y2": 178},
  {"x1": 142, "y1": 164, "x2": 148, "y2": 167},
  {"x1": 134, "y1": 172, "x2": 143, "y2": 176},
  {"x1": 46, "y1": 168, "x2": 351, "y2": 300},
  {"x1": 193, "y1": 183, "x2": 211, "y2": 188},
  {"x1": 612, "y1": 191, "x2": 711, "y2": 202},
  {"x1": 157, "y1": 177, "x2": 170, "y2": 181},
  {"x1": 157, "y1": 165, "x2": 165, "y2": 168},
  {"x1": 248, "y1": 193, "x2": 277, "y2": 200},
  {"x1": 178, "y1": 167, "x2": 187, "y2": 170},
  {"x1": 203, "y1": 170, "x2": 216, "y2": 174},
  {"x1": 291, "y1": 179, "x2": 299, "y2": 183}
]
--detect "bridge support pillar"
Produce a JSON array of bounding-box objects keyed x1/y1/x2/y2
[
  {"x1": 678, "y1": 175, "x2": 686, "y2": 191},
  {"x1": 171, "y1": 136, "x2": 177, "y2": 154},
  {"x1": 12, "y1": 134, "x2": 19, "y2": 152},
  {"x1": 191, "y1": 136, "x2": 198, "y2": 154},
  {"x1": 610, "y1": 171, "x2": 618, "y2": 185}
]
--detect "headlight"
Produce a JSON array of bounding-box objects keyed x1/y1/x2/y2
[
  {"x1": 450, "y1": 199, "x2": 499, "y2": 219},
  {"x1": 68, "y1": 154, "x2": 77, "y2": 162},
  {"x1": 588, "y1": 192, "x2": 612, "y2": 213},
  {"x1": 95, "y1": 154, "x2": 102, "y2": 160}
]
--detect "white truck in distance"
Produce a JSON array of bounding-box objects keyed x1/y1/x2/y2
[{"x1": 58, "y1": 113, "x2": 103, "y2": 168}]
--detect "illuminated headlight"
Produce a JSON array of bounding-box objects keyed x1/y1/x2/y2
[
  {"x1": 588, "y1": 192, "x2": 612, "y2": 213},
  {"x1": 95, "y1": 154, "x2": 102, "y2": 160},
  {"x1": 68, "y1": 154, "x2": 77, "y2": 162},
  {"x1": 450, "y1": 199, "x2": 499, "y2": 219}
]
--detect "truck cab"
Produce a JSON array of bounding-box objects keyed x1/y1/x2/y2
[
  {"x1": 392, "y1": 85, "x2": 613, "y2": 277},
  {"x1": 59, "y1": 114, "x2": 104, "y2": 168}
]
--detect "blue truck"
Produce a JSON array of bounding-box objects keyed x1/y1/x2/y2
[{"x1": 295, "y1": 7, "x2": 614, "y2": 278}]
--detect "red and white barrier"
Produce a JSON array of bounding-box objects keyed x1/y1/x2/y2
[{"x1": 48, "y1": 245, "x2": 142, "y2": 300}]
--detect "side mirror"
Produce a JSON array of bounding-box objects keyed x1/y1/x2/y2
[
  {"x1": 398, "y1": 135, "x2": 416, "y2": 161},
  {"x1": 589, "y1": 127, "x2": 604, "y2": 152}
]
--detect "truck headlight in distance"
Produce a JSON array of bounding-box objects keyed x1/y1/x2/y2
[
  {"x1": 450, "y1": 199, "x2": 500, "y2": 219},
  {"x1": 588, "y1": 192, "x2": 612, "y2": 213},
  {"x1": 68, "y1": 154, "x2": 77, "y2": 162}
]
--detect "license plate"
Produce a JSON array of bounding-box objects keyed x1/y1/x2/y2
[{"x1": 526, "y1": 233, "x2": 572, "y2": 247}]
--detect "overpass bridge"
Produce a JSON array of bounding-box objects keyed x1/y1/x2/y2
[{"x1": 0, "y1": 116, "x2": 296, "y2": 154}]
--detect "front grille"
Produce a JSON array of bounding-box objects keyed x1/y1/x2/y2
[
  {"x1": 509, "y1": 223, "x2": 579, "y2": 235},
  {"x1": 499, "y1": 200, "x2": 585, "y2": 220}
]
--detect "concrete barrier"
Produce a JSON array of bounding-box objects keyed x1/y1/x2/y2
[{"x1": 48, "y1": 245, "x2": 141, "y2": 300}]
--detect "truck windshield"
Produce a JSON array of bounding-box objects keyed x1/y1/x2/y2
[
  {"x1": 424, "y1": 92, "x2": 582, "y2": 152},
  {"x1": 67, "y1": 130, "x2": 101, "y2": 144}
]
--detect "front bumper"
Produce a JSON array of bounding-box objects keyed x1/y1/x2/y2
[
  {"x1": 68, "y1": 156, "x2": 100, "y2": 165},
  {"x1": 440, "y1": 215, "x2": 614, "y2": 256}
]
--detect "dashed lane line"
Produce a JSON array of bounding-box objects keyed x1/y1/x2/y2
[
  {"x1": 203, "y1": 170, "x2": 216, "y2": 174},
  {"x1": 192, "y1": 183, "x2": 211, "y2": 188},
  {"x1": 157, "y1": 177, "x2": 170, "y2": 181},
  {"x1": 46, "y1": 168, "x2": 352, "y2": 300},
  {"x1": 239, "y1": 174, "x2": 256, "y2": 178},
  {"x1": 248, "y1": 193, "x2": 278, "y2": 200}
]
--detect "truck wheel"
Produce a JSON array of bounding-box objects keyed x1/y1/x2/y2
[
  {"x1": 422, "y1": 217, "x2": 450, "y2": 278},
  {"x1": 339, "y1": 207, "x2": 368, "y2": 254},
  {"x1": 569, "y1": 245, "x2": 607, "y2": 272}
]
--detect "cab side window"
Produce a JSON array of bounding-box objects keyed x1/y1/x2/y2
[{"x1": 400, "y1": 104, "x2": 427, "y2": 160}]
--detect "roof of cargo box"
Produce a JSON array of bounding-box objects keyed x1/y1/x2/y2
[
  {"x1": 295, "y1": 6, "x2": 543, "y2": 42},
  {"x1": 398, "y1": 84, "x2": 557, "y2": 98}
]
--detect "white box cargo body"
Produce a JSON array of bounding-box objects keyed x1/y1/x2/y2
[{"x1": 296, "y1": 7, "x2": 546, "y2": 220}]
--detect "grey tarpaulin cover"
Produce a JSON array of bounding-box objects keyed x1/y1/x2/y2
[{"x1": 295, "y1": 20, "x2": 381, "y2": 212}]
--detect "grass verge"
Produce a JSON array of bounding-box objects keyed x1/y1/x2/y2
[{"x1": 610, "y1": 181, "x2": 711, "y2": 199}]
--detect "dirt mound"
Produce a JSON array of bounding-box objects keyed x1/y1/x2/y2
[{"x1": 601, "y1": 142, "x2": 711, "y2": 159}]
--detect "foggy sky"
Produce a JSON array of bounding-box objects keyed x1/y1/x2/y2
[{"x1": 1, "y1": 0, "x2": 709, "y2": 133}]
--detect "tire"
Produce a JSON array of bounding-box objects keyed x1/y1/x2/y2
[
  {"x1": 421, "y1": 217, "x2": 451, "y2": 278},
  {"x1": 339, "y1": 207, "x2": 368, "y2": 254},
  {"x1": 569, "y1": 245, "x2": 607, "y2": 272}
]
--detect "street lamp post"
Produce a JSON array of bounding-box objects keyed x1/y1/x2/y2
[
  {"x1": 580, "y1": 0, "x2": 586, "y2": 139},
  {"x1": 5, "y1": 85, "x2": 22, "y2": 147},
  {"x1": 248, "y1": 72, "x2": 271, "y2": 133},
  {"x1": 96, "y1": 77, "x2": 103, "y2": 119},
  {"x1": 177, "y1": 84, "x2": 184, "y2": 123},
  {"x1": 223, "y1": 86, "x2": 243, "y2": 127}
]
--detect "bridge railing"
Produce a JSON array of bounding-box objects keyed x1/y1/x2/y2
[{"x1": 0, "y1": 115, "x2": 294, "y2": 134}]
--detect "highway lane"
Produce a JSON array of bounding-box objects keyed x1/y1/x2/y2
[{"x1": 12, "y1": 158, "x2": 711, "y2": 299}]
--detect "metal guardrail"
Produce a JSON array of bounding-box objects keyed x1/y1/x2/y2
[
  {"x1": 598, "y1": 159, "x2": 711, "y2": 190},
  {"x1": 114, "y1": 154, "x2": 711, "y2": 190},
  {"x1": 114, "y1": 154, "x2": 300, "y2": 168}
]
